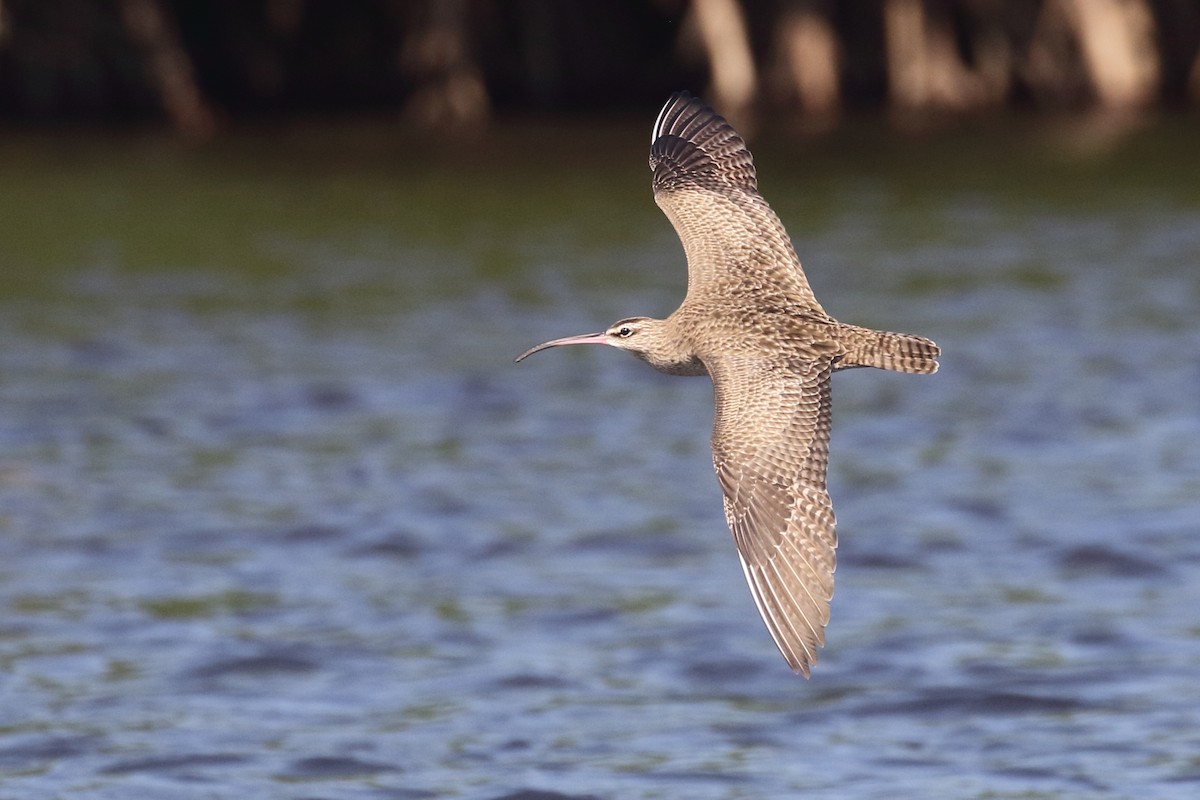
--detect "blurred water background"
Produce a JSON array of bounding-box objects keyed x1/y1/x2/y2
[{"x1": 2, "y1": 115, "x2": 1200, "y2": 799}]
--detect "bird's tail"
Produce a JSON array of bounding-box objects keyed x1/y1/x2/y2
[{"x1": 838, "y1": 325, "x2": 940, "y2": 374}]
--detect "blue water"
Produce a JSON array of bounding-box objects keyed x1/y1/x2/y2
[{"x1": 2, "y1": 125, "x2": 1200, "y2": 799}]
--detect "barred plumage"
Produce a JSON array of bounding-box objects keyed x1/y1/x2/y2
[{"x1": 516, "y1": 92, "x2": 939, "y2": 677}]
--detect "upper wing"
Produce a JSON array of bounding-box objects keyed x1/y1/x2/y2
[
  {"x1": 707, "y1": 354, "x2": 837, "y2": 676},
  {"x1": 649, "y1": 92, "x2": 826, "y2": 315}
]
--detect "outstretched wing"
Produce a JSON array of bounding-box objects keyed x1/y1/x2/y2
[
  {"x1": 707, "y1": 355, "x2": 837, "y2": 676},
  {"x1": 649, "y1": 92, "x2": 826, "y2": 315}
]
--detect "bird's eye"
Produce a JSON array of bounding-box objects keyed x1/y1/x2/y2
[{"x1": 617, "y1": 326, "x2": 633, "y2": 338}]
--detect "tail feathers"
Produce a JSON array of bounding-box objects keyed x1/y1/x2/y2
[{"x1": 840, "y1": 325, "x2": 939, "y2": 374}]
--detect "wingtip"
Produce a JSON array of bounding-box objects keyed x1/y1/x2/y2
[
  {"x1": 650, "y1": 90, "x2": 704, "y2": 145},
  {"x1": 648, "y1": 91, "x2": 756, "y2": 192},
  {"x1": 786, "y1": 643, "x2": 818, "y2": 678}
]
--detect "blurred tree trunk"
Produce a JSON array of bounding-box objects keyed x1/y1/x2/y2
[
  {"x1": 883, "y1": 0, "x2": 1008, "y2": 112},
  {"x1": 1192, "y1": 47, "x2": 1200, "y2": 103},
  {"x1": 1060, "y1": 0, "x2": 1159, "y2": 109},
  {"x1": 118, "y1": 0, "x2": 215, "y2": 139},
  {"x1": 400, "y1": 0, "x2": 489, "y2": 130},
  {"x1": 770, "y1": 1, "x2": 840, "y2": 118},
  {"x1": 1028, "y1": 0, "x2": 1159, "y2": 110},
  {"x1": 690, "y1": 0, "x2": 757, "y2": 121},
  {"x1": 2, "y1": 0, "x2": 1198, "y2": 125}
]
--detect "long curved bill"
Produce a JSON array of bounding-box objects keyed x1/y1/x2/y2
[{"x1": 514, "y1": 331, "x2": 609, "y2": 362}]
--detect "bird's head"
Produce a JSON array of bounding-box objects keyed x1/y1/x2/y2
[
  {"x1": 516, "y1": 316, "x2": 705, "y2": 376},
  {"x1": 515, "y1": 317, "x2": 658, "y2": 363}
]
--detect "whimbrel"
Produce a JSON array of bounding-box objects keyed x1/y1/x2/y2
[{"x1": 516, "y1": 92, "x2": 939, "y2": 677}]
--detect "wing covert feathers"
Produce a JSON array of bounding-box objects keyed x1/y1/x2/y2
[
  {"x1": 648, "y1": 92, "x2": 827, "y2": 314},
  {"x1": 641, "y1": 94, "x2": 939, "y2": 676},
  {"x1": 709, "y1": 357, "x2": 838, "y2": 677}
]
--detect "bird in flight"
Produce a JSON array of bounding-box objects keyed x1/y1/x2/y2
[{"x1": 516, "y1": 92, "x2": 939, "y2": 676}]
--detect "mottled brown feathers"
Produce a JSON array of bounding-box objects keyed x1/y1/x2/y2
[
  {"x1": 838, "y1": 325, "x2": 941, "y2": 374},
  {"x1": 649, "y1": 93, "x2": 827, "y2": 313},
  {"x1": 516, "y1": 93, "x2": 939, "y2": 678},
  {"x1": 708, "y1": 356, "x2": 837, "y2": 676}
]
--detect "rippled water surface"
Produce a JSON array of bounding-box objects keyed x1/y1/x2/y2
[{"x1": 2, "y1": 119, "x2": 1200, "y2": 799}]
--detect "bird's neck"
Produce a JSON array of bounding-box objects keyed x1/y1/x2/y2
[
  {"x1": 641, "y1": 351, "x2": 707, "y2": 376},
  {"x1": 637, "y1": 315, "x2": 708, "y2": 376}
]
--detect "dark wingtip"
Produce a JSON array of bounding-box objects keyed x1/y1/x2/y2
[
  {"x1": 651, "y1": 91, "x2": 699, "y2": 143},
  {"x1": 649, "y1": 91, "x2": 756, "y2": 193}
]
